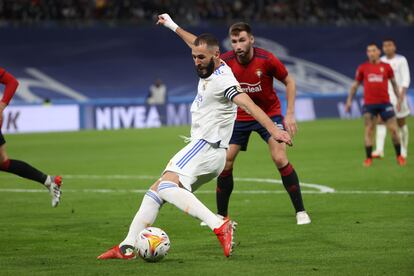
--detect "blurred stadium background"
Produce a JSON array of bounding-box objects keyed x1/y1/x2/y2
[{"x1": 0, "y1": 0, "x2": 413, "y2": 133}]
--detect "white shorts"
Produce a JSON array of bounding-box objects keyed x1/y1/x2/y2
[
  {"x1": 163, "y1": 139, "x2": 226, "y2": 192},
  {"x1": 391, "y1": 96, "x2": 411, "y2": 118}
]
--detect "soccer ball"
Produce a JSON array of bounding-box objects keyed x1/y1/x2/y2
[{"x1": 137, "y1": 227, "x2": 170, "y2": 262}]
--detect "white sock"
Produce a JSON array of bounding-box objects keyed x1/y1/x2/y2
[
  {"x1": 375, "y1": 124, "x2": 387, "y2": 154},
  {"x1": 119, "y1": 190, "x2": 163, "y2": 248},
  {"x1": 400, "y1": 125, "x2": 409, "y2": 157},
  {"x1": 157, "y1": 181, "x2": 223, "y2": 230}
]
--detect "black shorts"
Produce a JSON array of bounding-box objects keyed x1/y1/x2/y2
[
  {"x1": 362, "y1": 103, "x2": 395, "y2": 121},
  {"x1": 229, "y1": 115, "x2": 285, "y2": 151},
  {"x1": 0, "y1": 130, "x2": 5, "y2": 146}
]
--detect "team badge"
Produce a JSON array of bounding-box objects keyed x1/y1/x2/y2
[
  {"x1": 380, "y1": 67, "x2": 384, "y2": 73},
  {"x1": 256, "y1": 69, "x2": 263, "y2": 78}
]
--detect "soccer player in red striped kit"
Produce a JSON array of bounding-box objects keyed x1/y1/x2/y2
[
  {"x1": 0, "y1": 67, "x2": 62, "y2": 207},
  {"x1": 160, "y1": 16, "x2": 310, "y2": 225}
]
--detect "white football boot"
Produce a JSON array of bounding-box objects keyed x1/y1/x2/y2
[
  {"x1": 46, "y1": 175, "x2": 62, "y2": 207},
  {"x1": 296, "y1": 211, "x2": 311, "y2": 225}
]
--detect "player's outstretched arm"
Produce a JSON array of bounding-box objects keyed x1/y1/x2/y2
[
  {"x1": 156, "y1": 13, "x2": 197, "y2": 48},
  {"x1": 345, "y1": 80, "x2": 360, "y2": 113},
  {"x1": 233, "y1": 93, "x2": 292, "y2": 146}
]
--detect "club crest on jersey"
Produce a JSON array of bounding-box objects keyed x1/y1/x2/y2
[
  {"x1": 256, "y1": 69, "x2": 263, "y2": 78},
  {"x1": 380, "y1": 67, "x2": 384, "y2": 73}
]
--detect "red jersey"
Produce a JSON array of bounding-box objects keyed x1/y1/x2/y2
[
  {"x1": 0, "y1": 67, "x2": 19, "y2": 105},
  {"x1": 221, "y1": 47, "x2": 288, "y2": 121},
  {"x1": 355, "y1": 61, "x2": 394, "y2": 105}
]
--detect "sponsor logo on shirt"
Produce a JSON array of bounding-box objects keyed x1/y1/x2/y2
[
  {"x1": 239, "y1": 81, "x2": 263, "y2": 93},
  {"x1": 367, "y1": 73, "x2": 384, "y2": 83}
]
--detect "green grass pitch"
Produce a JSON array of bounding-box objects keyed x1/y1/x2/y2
[{"x1": 0, "y1": 118, "x2": 413, "y2": 275}]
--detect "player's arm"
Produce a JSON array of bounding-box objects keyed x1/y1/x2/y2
[
  {"x1": 0, "y1": 70, "x2": 19, "y2": 126},
  {"x1": 280, "y1": 75, "x2": 297, "y2": 136},
  {"x1": 269, "y1": 54, "x2": 297, "y2": 136},
  {"x1": 390, "y1": 77, "x2": 401, "y2": 111},
  {"x1": 345, "y1": 80, "x2": 360, "y2": 113},
  {"x1": 228, "y1": 89, "x2": 292, "y2": 146},
  {"x1": 400, "y1": 57, "x2": 411, "y2": 100},
  {"x1": 156, "y1": 13, "x2": 197, "y2": 48}
]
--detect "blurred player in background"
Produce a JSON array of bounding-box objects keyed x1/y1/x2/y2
[
  {"x1": 97, "y1": 14, "x2": 292, "y2": 260},
  {"x1": 156, "y1": 17, "x2": 310, "y2": 225},
  {"x1": 345, "y1": 43, "x2": 405, "y2": 167},
  {"x1": 0, "y1": 67, "x2": 62, "y2": 207},
  {"x1": 372, "y1": 39, "x2": 411, "y2": 159}
]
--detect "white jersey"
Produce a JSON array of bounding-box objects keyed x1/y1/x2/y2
[
  {"x1": 380, "y1": 54, "x2": 411, "y2": 102},
  {"x1": 190, "y1": 61, "x2": 241, "y2": 148}
]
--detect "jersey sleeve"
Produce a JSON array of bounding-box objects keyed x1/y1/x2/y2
[
  {"x1": 400, "y1": 57, "x2": 411, "y2": 88},
  {"x1": 269, "y1": 53, "x2": 288, "y2": 81},
  {"x1": 0, "y1": 69, "x2": 19, "y2": 105},
  {"x1": 355, "y1": 65, "x2": 364, "y2": 82}
]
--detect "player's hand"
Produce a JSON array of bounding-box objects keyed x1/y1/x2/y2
[
  {"x1": 156, "y1": 13, "x2": 178, "y2": 32},
  {"x1": 397, "y1": 98, "x2": 402, "y2": 112},
  {"x1": 284, "y1": 113, "x2": 297, "y2": 137},
  {"x1": 272, "y1": 129, "x2": 292, "y2": 147}
]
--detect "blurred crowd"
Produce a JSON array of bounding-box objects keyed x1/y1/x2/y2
[{"x1": 0, "y1": 0, "x2": 413, "y2": 26}]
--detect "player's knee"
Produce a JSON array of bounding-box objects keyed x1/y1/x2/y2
[{"x1": 272, "y1": 155, "x2": 288, "y2": 168}]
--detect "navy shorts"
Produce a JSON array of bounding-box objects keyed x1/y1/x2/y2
[
  {"x1": 0, "y1": 130, "x2": 5, "y2": 146},
  {"x1": 362, "y1": 103, "x2": 395, "y2": 121},
  {"x1": 229, "y1": 115, "x2": 285, "y2": 151}
]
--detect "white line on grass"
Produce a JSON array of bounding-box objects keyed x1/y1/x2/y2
[
  {"x1": 0, "y1": 188, "x2": 413, "y2": 195},
  {"x1": 0, "y1": 174, "x2": 412, "y2": 195}
]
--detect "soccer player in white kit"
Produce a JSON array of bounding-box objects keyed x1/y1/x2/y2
[
  {"x1": 97, "y1": 14, "x2": 292, "y2": 259},
  {"x1": 373, "y1": 39, "x2": 411, "y2": 158}
]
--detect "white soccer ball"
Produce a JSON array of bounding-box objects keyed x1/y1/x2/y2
[{"x1": 137, "y1": 227, "x2": 170, "y2": 262}]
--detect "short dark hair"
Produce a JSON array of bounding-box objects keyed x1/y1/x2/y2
[
  {"x1": 367, "y1": 42, "x2": 379, "y2": 48},
  {"x1": 383, "y1": 38, "x2": 396, "y2": 44},
  {"x1": 194, "y1": 33, "x2": 219, "y2": 48},
  {"x1": 229, "y1": 22, "x2": 252, "y2": 36}
]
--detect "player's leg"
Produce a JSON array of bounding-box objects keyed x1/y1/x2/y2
[
  {"x1": 216, "y1": 122, "x2": 251, "y2": 218},
  {"x1": 100, "y1": 141, "x2": 234, "y2": 259},
  {"x1": 363, "y1": 112, "x2": 376, "y2": 166},
  {"x1": 216, "y1": 144, "x2": 241, "y2": 217},
  {"x1": 397, "y1": 117, "x2": 409, "y2": 158},
  {"x1": 0, "y1": 137, "x2": 62, "y2": 207},
  {"x1": 373, "y1": 115, "x2": 386, "y2": 158},
  {"x1": 379, "y1": 103, "x2": 405, "y2": 165},
  {"x1": 267, "y1": 139, "x2": 310, "y2": 224},
  {"x1": 384, "y1": 117, "x2": 405, "y2": 165},
  {"x1": 395, "y1": 97, "x2": 410, "y2": 158}
]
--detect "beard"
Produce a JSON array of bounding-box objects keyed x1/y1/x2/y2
[{"x1": 196, "y1": 57, "x2": 215, "y2": 79}]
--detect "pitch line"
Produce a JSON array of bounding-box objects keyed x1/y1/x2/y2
[
  {"x1": 62, "y1": 174, "x2": 336, "y2": 193},
  {"x1": 0, "y1": 188, "x2": 413, "y2": 195}
]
